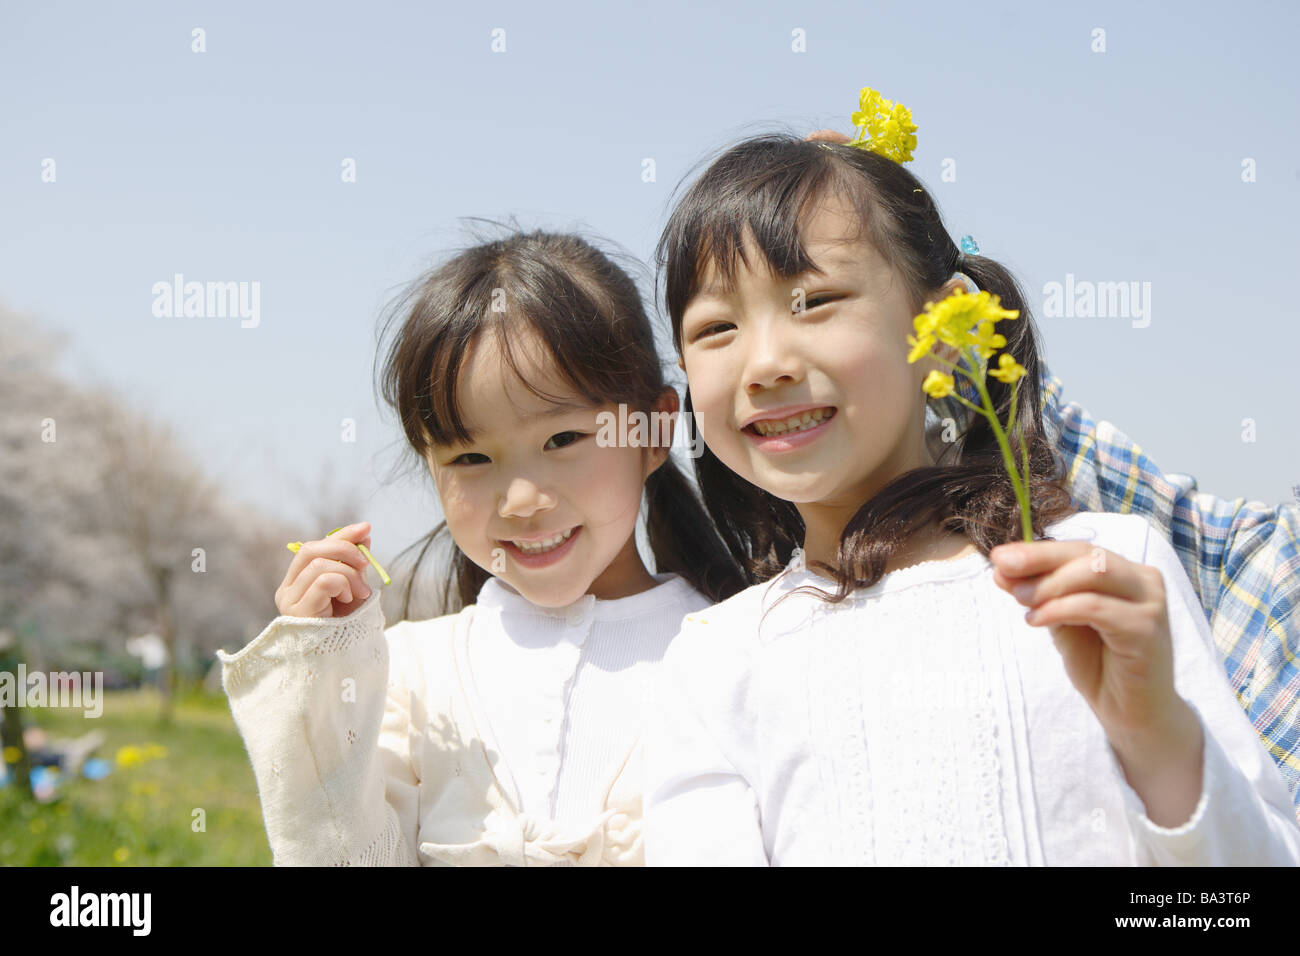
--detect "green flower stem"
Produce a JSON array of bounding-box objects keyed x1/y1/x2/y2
[
  {"x1": 964, "y1": 349, "x2": 1034, "y2": 542},
  {"x1": 929, "y1": 348, "x2": 1034, "y2": 541}
]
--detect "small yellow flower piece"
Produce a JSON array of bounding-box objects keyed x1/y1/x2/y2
[
  {"x1": 848, "y1": 87, "x2": 918, "y2": 163},
  {"x1": 114, "y1": 846, "x2": 131, "y2": 863},
  {"x1": 2, "y1": 746, "x2": 19, "y2": 764},
  {"x1": 988, "y1": 353, "x2": 1028, "y2": 383},
  {"x1": 922, "y1": 371, "x2": 956, "y2": 398},
  {"x1": 115, "y1": 745, "x2": 144, "y2": 769}
]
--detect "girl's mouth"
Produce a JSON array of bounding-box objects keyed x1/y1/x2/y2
[
  {"x1": 743, "y1": 406, "x2": 837, "y2": 451},
  {"x1": 499, "y1": 526, "x2": 582, "y2": 568}
]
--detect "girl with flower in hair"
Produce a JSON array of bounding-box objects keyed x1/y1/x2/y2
[{"x1": 642, "y1": 90, "x2": 1300, "y2": 865}]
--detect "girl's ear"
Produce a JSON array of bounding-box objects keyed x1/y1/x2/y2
[{"x1": 645, "y1": 386, "x2": 680, "y2": 475}]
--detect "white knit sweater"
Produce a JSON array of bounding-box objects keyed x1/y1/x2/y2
[
  {"x1": 218, "y1": 571, "x2": 711, "y2": 866},
  {"x1": 644, "y1": 511, "x2": 1300, "y2": 865}
]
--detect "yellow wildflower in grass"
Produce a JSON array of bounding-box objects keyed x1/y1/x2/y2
[
  {"x1": 115, "y1": 745, "x2": 145, "y2": 769},
  {"x1": 2, "y1": 746, "x2": 19, "y2": 764},
  {"x1": 848, "y1": 87, "x2": 918, "y2": 163},
  {"x1": 114, "y1": 846, "x2": 130, "y2": 863},
  {"x1": 907, "y1": 286, "x2": 1035, "y2": 541}
]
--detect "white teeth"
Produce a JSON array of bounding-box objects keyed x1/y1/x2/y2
[
  {"x1": 751, "y1": 408, "x2": 834, "y2": 436},
  {"x1": 511, "y1": 528, "x2": 575, "y2": 553}
]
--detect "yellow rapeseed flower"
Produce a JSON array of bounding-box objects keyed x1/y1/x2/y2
[
  {"x1": 115, "y1": 745, "x2": 145, "y2": 769},
  {"x1": 905, "y1": 285, "x2": 1035, "y2": 541},
  {"x1": 848, "y1": 87, "x2": 918, "y2": 163},
  {"x1": 907, "y1": 289, "x2": 1019, "y2": 363},
  {"x1": 988, "y1": 353, "x2": 1028, "y2": 383},
  {"x1": 921, "y1": 371, "x2": 955, "y2": 398},
  {"x1": 907, "y1": 332, "x2": 936, "y2": 364}
]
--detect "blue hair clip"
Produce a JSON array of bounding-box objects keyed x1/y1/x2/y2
[{"x1": 959, "y1": 234, "x2": 979, "y2": 255}]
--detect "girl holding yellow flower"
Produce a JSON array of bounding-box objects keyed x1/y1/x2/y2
[{"x1": 642, "y1": 93, "x2": 1300, "y2": 864}]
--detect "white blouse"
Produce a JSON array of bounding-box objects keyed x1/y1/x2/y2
[
  {"x1": 218, "y1": 569, "x2": 711, "y2": 866},
  {"x1": 469, "y1": 572, "x2": 713, "y2": 826},
  {"x1": 643, "y1": 511, "x2": 1300, "y2": 866}
]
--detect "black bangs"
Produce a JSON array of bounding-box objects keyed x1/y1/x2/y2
[
  {"x1": 382, "y1": 231, "x2": 659, "y2": 458},
  {"x1": 657, "y1": 134, "x2": 896, "y2": 349}
]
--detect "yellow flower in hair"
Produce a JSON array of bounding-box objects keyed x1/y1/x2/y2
[
  {"x1": 848, "y1": 87, "x2": 919, "y2": 163},
  {"x1": 921, "y1": 371, "x2": 955, "y2": 398},
  {"x1": 988, "y1": 353, "x2": 1028, "y2": 383}
]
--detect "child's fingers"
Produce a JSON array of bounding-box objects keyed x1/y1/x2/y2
[
  {"x1": 284, "y1": 533, "x2": 371, "y2": 583},
  {"x1": 805, "y1": 129, "x2": 852, "y2": 144},
  {"x1": 999, "y1": 553, "x2": 1155, "y2": 610},
  {"x1": 989, "y1": 540, "x2": 1092, "y2": 579},
  {"x1": 280, "y1": 557, "x2": 371, "y2": 615},
  {"x1": 1025, "y1": 590, "x2": 1167, "y2": 647},
  {"x1": 1022, "y1": 590, "x2": 1121, "y2": 630}
]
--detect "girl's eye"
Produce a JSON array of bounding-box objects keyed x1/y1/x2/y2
[
  {"x1": 450, "y1": 452, "x2": 490, "y2": 465},
  {"x1": 691, "y1": 321, "x2": 735, "y2": 342},
  {"x1": 804, "y1": 293, "x2": 844, "y2": 310},
  {"x1": 545, "y1": 431, "x2": 586, "y2": 451}
]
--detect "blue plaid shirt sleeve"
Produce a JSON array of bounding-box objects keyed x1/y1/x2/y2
[{"x1": 1037, "y1": 364, "x2": 1300, "y2": 822}]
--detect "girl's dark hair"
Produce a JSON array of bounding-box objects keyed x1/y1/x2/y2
[
  {"x1": 375, "y1": 226, "x2": 746, "y2": 619},
  {"x1": 655, "y1": 134, "x2": 1076, "y2": 609}
]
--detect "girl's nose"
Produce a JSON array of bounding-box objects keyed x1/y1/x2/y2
[
  {"x1": 743, "y1": 322, "x2": 805, "y2": 393},
  {"x1": 497, "y1": 475, "x2": 557, "y2": 519}
]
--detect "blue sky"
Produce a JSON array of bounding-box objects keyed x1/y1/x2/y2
[{"x1": 2, "y1": 0, "x2": 1297, "y2": 567}]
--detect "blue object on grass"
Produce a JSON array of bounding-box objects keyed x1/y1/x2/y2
[{"x1": 81, "y1": 758, "x2": 112, "y2": 780}]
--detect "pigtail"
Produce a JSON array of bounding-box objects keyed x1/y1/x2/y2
[{"x1": 643, "y1": 454, "x2": 747, "y2": 603}]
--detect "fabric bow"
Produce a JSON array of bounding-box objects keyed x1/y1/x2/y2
[{"x1": 419, "y1": 807, "x2": 623, "y2": 867}]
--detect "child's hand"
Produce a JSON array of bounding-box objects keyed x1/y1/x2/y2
[
  {"x1": 805, "y1": 129, "x2": 851, "y2": 144},
  {"x1": 275, "y1": 522, "x2": 373, "y2": 619},
  {"x1": 990, "y1": 539, "x2": 1206, "y2": 826},
  {"x1": 988, "y1": 540, "x2": 1190, "y2": 744}
]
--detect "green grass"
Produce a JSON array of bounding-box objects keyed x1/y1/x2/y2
[{"x1": 0, "y1": 687, "x2": 272, "y2": 866}]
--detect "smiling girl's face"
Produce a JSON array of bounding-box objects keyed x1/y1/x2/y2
[
  {"x1": 427, "y1": 326, "x2": 675, "y2": 607},
  {"x1": 679, "y1": 190, "x2": 957, "y2": 563}
]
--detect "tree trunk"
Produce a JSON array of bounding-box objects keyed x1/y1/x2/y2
[
  {"x1": 0, "y1": 627, "x2": 33, "y2": 799},
  {"x1": 154, "y1": 565, "x2": 176, "y2": 725}
]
